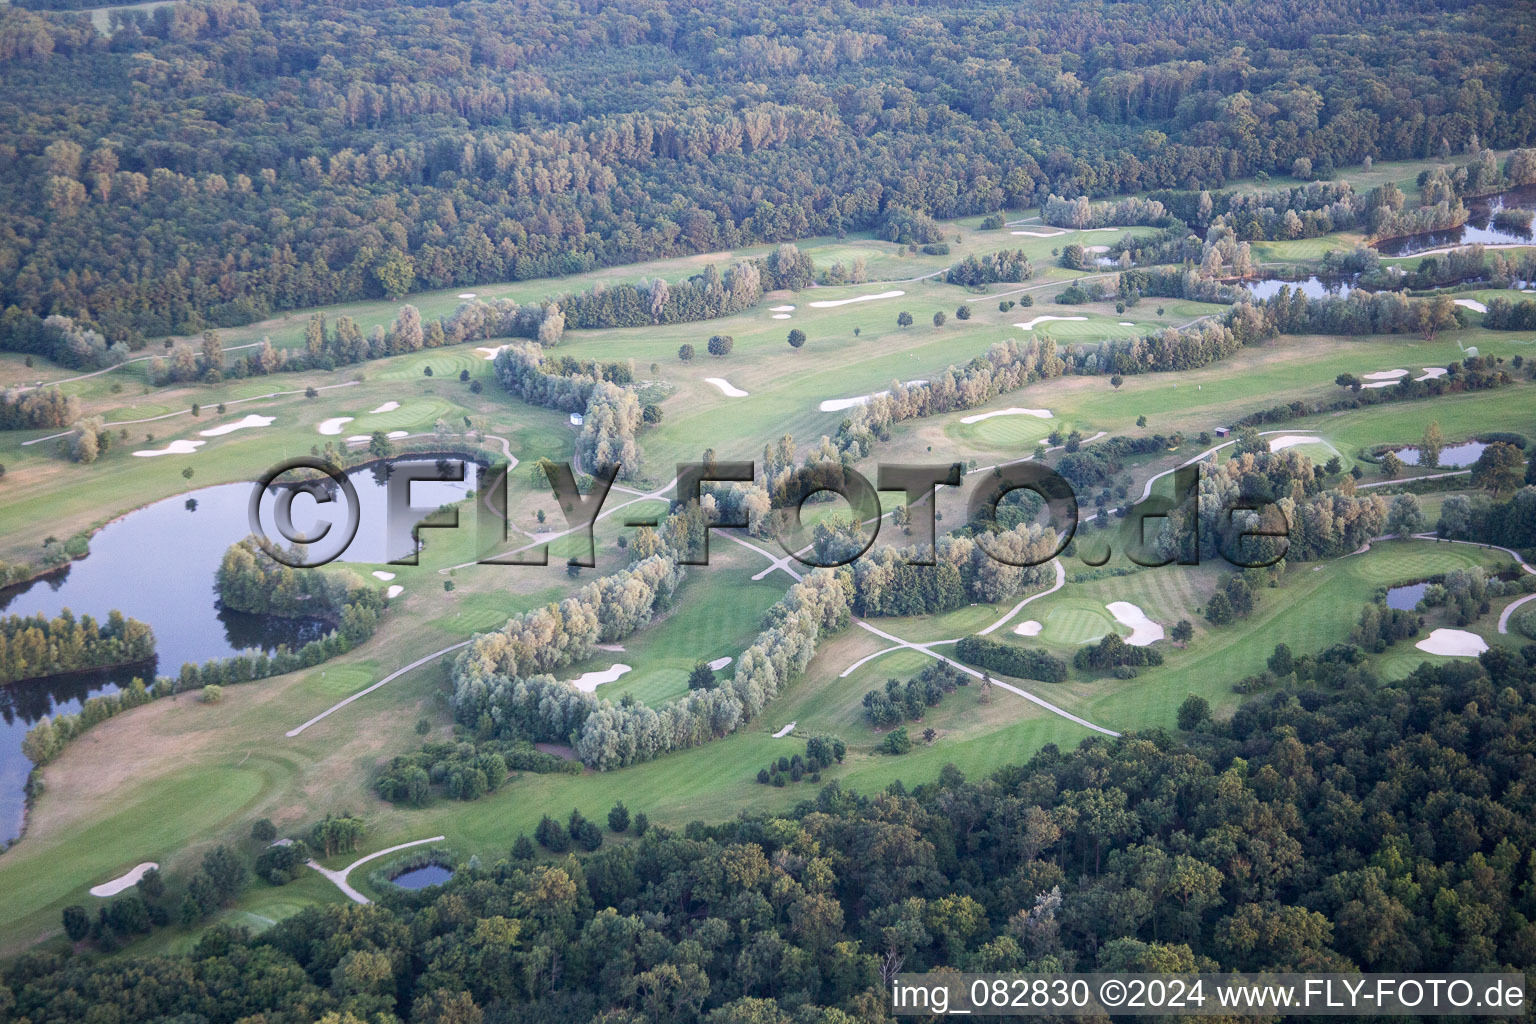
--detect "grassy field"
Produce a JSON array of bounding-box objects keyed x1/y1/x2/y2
[{"x1": 1, "y1": 170, "x2": 1533, "y2": 959}]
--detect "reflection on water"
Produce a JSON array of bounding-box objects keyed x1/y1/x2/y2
[
  {"x1": 1374, "y1": 184, "x2": 1536, "y2": 257},
  {"x1": 0, "y1": 458, "x2": 479, "y2": 846},
  {"x1": 1394, "y1": 441, "x2": 1487, "y2": 467},
  {"x1": 1243, "y1": 276, "x2": 1355, "y2": 300},
  {"x1": 391, "y1": 864, "x2": 454, "y2": 889},
  {"x1": 1386, "y1": 582, "x2": 1429, "y2": 611}
]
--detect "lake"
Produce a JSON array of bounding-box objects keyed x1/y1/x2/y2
[
  {"x1": 1374, "y1": 184, "x2": 1536, "y2": 257},
  {"x1": 0, "y1": 459, "x2": 478, "y2": 846},
  {"x1": 1386, "y1": 582, "x2": 1429, "y2": 611}
]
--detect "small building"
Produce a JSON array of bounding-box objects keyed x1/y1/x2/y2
[
  {"x1": 1214, "y1": 426, "x2": 1231, "y2": 438},
  {"x1": 569, "y1": 412, "x2": 584, "y2": 427}
]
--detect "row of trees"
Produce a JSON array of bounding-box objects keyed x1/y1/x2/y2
[
  {"x1": 945, "y1": 249, "x2": 1035, "y2": 286},
  {"x1": 754, "y1": 734, "x2": 847, "y2": 786},
  {"x1": 376, "y1": 739, "x2": 579, "y2": 805},
  {"x1": 954, "y1": 636, "x2": 1069, "y2": 683},
  {"x1": 0, "y1": 607, "x2": 154, "y2": 685},
  {"x1": 1041, "y1": 194, "x2": 1168, "y2": 229}
]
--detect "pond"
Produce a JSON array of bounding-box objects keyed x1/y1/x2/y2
[
  {"x1": 391, "y1": 864, "x2": 454, "y2": 889},
  {"x1": 0, "y1": 458, "x2": 479, "y2": 846},
  {"x1": 1392, "y1": 441, "x2": 1487, "y2": 468},
  {"x1": 1374, "y1": 184, "x2": 1536, "y2": 257},
  {"x1": 1242, "y1": 276, "x2": 1356, "y2": 300},
  {"x1": 1386, "y1": 582, "x2": 1429, "y2": 611}
]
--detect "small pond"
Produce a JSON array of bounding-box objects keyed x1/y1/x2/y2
[
  {"x1": 1393, "y1": 441, "x2": 1487, "y2": 468},
  {"x1": 1242, "y1": 276, "x2": 1355, "y2": 300},
  {"x1": 391, "y1": 864, "x2": 454, "y2": 890},
  {"x1": 0, "y1": 458, "x2": 480, "y2": 846},
  {"x1": 1386, "y1": 582, "x2": 1429, "y2": 611},
  {"x1": 1374, "y1": 184, "x2": 1536, "y2": 257}
]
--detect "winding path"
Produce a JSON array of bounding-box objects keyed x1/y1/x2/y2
[
  {"x1": 978, "y1": 559, "x2": 1067, "y2": 635},
  {"x1": 286, "y1": 640, "x2": 473, "y2": 737},
  {"x1": 307, "y1": 835, "x2": 446, "y2": 904}
]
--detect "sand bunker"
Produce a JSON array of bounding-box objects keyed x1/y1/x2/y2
[
  {"x1": 90, "y1": 862, "x2": 158, "y2": 897},
  {"x1": 568, "y1": 663, "x2": 632, "y2": 693},
  {"x1": 1106, "y1": 601, "x2": 1164, "y2": 646},
  {"x1": 1119, "y1": 321, "x2": 1135, "y2": 326},
  {"x1": 1415, "y1": 628, "x2": 1488, "y2": 656},
  {"x1": 594, "y1": 643, "x2": 626, "y2": 652},
  {"x1": 1015, "y1": 315, "x2": 1087, "y2": 330},
  {"x1": 708, "y1": 656, "x2": 733, "y2": 671},
  {"x1": 457, "y1": 292, "x2": 477, "y2": 299},
  {"x1": 960, "y1": 407, "x2": 1053, "y2": 424},
  {"x1": 808, "y1": 289, "x2": 905, "y2": 308},
  {"x1": 1010, "y1": 229, "x2": 1068, "y2": 238},
  {"x1": 476, "y1": 345, "x2": 510, "y2": 361},
  {"x1": 133, "y1": 440, "x2": 206, "y2": 457},
  {"x1": 772, "y1": 313, "x2": 792, "y2": 319},
  {"x1": 346, "y1": 435, "x2": 371, "y2": 443},
  {"x1": 1013, "y1": 620, "x2": 1043, "y2": 637},
  {"x1": 1267, "y1": 435, "x2": 1323, "y2": 451},
  {"x1": 199, "y1": 414, "x2": 274, "y2": 437},
  {"x1": 1362, "y1": 369, "x2": 1408, "y2": 381},
  {"x1": 372, "y1": 571, "x2": 395, "y2": 581},
  {"x1": 770, "y1": 305, "x2": 796, "y2": 312},
  {"x1": 369, "y1": 401, "x2": 400, "y2": 414},
  {"x1": 317, "y1": 417, "x2": 353, "y2": 435},
  {"x1": 1453, "y1": 298, "x2": 1487, "y2": 313},
  {"x1": 1415, "y1": 367, "x2": 1448, "y2": 381},
  {"x1": 385, "y1": 585, "x2": 403, "y2": 599},
  {"x1": 705, "y1": 377, "x2": 749, "y2": 397},
  {"x1": 773, "y1": 722, "x2": 796, "y2": 738},
  {"x1": 820, "y1": 379, "x2": 927, "y2": 413}
]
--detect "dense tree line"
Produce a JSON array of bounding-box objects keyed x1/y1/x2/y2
[
  {"x1": 1042, "y1": 194, "x2": 1169, "y2": 229},
  {"x1": 0, "y1": 606, "x2": 153, "y2": 685},
  {"x1": 0, "y1": 386, "x2": 77, "y2": 431},
  {"x1": 954, "y1": 635, "x2": 1069, "y2": 683},
  {"x1": 216, "y1": 535, "x2": 382, "y2": 624},
  {"x1": 1437, "y1": 487, "x2": 1536, "y2": 552},
  {"x1": 1, "y1": 0, "x2": 1532, "y2": 343},
  {"x1": 10, "y1": 642, "x2": 1536, "y2": 1019},
  {"x1": 850, "y1": 523, "x2": 1058, "y2": 615},
  {"x1": 1073, "y1": 634, "x2": 1165, "y2": 675}
]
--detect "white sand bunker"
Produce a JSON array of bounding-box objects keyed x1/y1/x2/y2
[
  {"x1": 708, "y1": 656, "x2": 733, "y2": 671},
  {"x1": 1106, "y1": 601, "x2": 1164, "y2": 646},
  {"x1": 133, "y1": 440, "x2": 206, "y2": 457},
  {"x1": 1453, "y1": 298, "x2": 1487, "y2": 313},
  {"x1": 476, "y1": 345, "x2": 510, "y2": 361},
  {"x1": 200, "y1": 414, "x2": 274, "y2": 437},
  {"x1": 960, "y1": 407, "x2": 1053, "y2": 424},
  {"x1": 1119, "y1": 321, "x2": 1135, "y2": 326},
  {"x1": 1013, "y1": 620, "x2": 1043, "y2": 637},
  {"x1": 773, "y1": 722, "x2": 796, "y2": 738},
  {"x1": 1415, "y1": 629, "x2": 1488, "y2": 656},
  {"x1": 772, "y1": 313, "x2": 792, "y2": 320},
  {"x1": 317, "y1": 417, "x2": 353, "y2": 435},
  {"x1": 1268, "y1": 435, "x2": 1323, "y2": 451},
  {"x1": 90, "y1": 862, "x2": 157, "y2": 897},
  {"x1": 369, "y1": 401, "x2": 400, "y2": 414},
  {"x1": 457, "y1": 292, "x2": 477, "y2": 299},
  {"x1": 706, "y1": 377, "x2": 749, "y2": 397},
  {"x1": 1362, "y1": 369, "x2": 1408, "y2": 381},
  {"x1": 568, "y1": 663, "x2": 632, "y2": 693},
  {"x1": 1415, "y1": 367, "x2": 1448, "y2": 381},
  {"x1": 770, "y1": 305, "x2": 796, "y2": 312},
  {"x1": 386, "y1": 430, "x2": 408, "y2": 439},
  {"x1": 808, "y1": 289, "x2": 905, "y2": 308},
  {"x1": 372, "y1": 571, "x2": 395, "y2": 581},
  {"x1": 820, "y1": 379, "x2": 927, "y2": 413},
  {"x1": 385, "y1": 585, "x2": 403, "y2": 599},
  {"x1": 1016, "y1": 315, "x2": 1087, "y2": 330},
  {"x1": 1011, "y1": 229, "x2": 1068, "y2": 238}
]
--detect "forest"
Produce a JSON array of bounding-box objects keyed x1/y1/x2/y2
[
  {"x1": 7, "y1": 645, "x2": 1536, "y2": 1022},
  {"x1": 0, "y1": 607, "x2": 153, "y2": 684},
  {"x1": 1, "y1": 0, "x2": 1534, "y2": 343}
]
